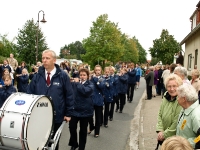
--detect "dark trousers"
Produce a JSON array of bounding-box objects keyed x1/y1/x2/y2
[
  {"x1": 116, "y1": 93, "x2": 125, "y2": 111},
  {"x1": 69, "y1": 116, "x2": 90, "y2": 150},
  {"x1": 157, "y1": 82, "x2": 163, "y2": 95},
  {"x1": 127, "y1": 83, "x2": 135, "y2": 102},
  {"x1": 109, "y1": 95, "x2": 118, "y2": 119},
  {"x1": 103, "y1": 102, "x2": 111, "y2": 125},
  {"x1": 88, "y1": 105, "x2": 103, "y2": 135},
  {"x1": 48, "y1": 122, "x2": 62, "y2": 150},
  {"x1": 146, "y1": 84, "x2": 152, "y2": 99}
]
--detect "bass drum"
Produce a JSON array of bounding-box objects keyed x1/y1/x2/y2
[{"x1": 0, "y1": 93, "x2": 54, "y2": 150}]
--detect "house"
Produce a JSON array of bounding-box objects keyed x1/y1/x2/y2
[{"x1": 180, "y1": 1, "x2": 200, "y2": 72}]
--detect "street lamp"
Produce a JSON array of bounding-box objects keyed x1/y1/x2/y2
[{"x1": 36, "y1": 10, "x2": 47, "y2": 63}]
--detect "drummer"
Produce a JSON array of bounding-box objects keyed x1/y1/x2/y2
[
  {"x1": 0, "y1": 74, "x2": 17, "y2": 108},
  {"x1": 27, "y1": 49, "x2": 74, "y2": 150}
]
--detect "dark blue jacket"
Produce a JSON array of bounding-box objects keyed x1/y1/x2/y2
[
  {"x1": 16, "y1": 66, "x2": 28, "y2": 89},
  {"x1": 102, "y1": 76, "x2": 113, "y2": 102},
  {"x1": 0, "y1": 85, "x2": 17, "y2": 108},
  {"x1": 16, "y1": 66, "x2": 27, "y2": 74},
  {"x1": 27, "y1": 64, "x2": 74, "y2": 123},
  {"x1": 71, "y1": 80, "x2": 94, "y2": 117},
  {"x1": 17, "y1": 74, "x2": 29, "y2": 92},
  {"x1": 127, "y1": 69, "x2": 136, "y2": 84},
  {"x1": 90, "y1": 76, "x2": 105, "y2": 106},
  {"x1": 29, "y1": 72, "x2": 38, "y2": 80},
  {"x1": 110, "y1": 74, "x2": 119, "y2": 96},
  {"x1": 117, "y1": 73, "x2": 128, "y2": 94},
  {"x1": 0, "y1": 65, "x2": 11, "y2": 79}
]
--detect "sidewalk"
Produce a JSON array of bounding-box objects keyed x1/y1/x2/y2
[{"x1": 138, "y1": 94, "x2": 162, "y2": 150}]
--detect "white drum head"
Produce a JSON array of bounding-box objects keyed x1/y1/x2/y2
[{"x1": 26, "y1": 96, "x2": 53, "y2": 150}]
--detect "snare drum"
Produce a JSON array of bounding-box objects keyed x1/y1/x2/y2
[{"x1": 0, "y1": 93, "x2": 54, "y2": 150}]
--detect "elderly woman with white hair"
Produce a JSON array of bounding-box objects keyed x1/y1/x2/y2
[
  {"x1": 190, "y1": 69, "x2": 200, "y2": 93},
  {"x1": 156, "y1": 74, "x2": 183, "y2": 145},
  {"x1": 176, "y1": 84, "x2": 200, "y2": 148},
  {"x1": 174, "y1": 66, "x2": 190, "y2": 85}
]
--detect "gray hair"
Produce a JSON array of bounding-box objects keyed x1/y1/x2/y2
[
  {"x1": 177, "y1": 84, "x2": 198, "y2": 103},
  {"x1": 42, "y1": 50, "x2": 56, "y2": 59},
  {"x1": 174, "y1": 66, "x2": 188, "y2": 79},
  {"x1": 149, "y1": 66, "x2": 154, "y2": 71},
  {"x1": 164, "y1": 74, "x2": 183, "y2": 88}
]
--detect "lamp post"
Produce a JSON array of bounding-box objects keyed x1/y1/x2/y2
[{"x1": 36, "y1": 10, "x2": 47, "y2": 63}]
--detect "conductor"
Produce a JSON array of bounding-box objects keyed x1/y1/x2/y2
[{"x1": 27, "y1": 50, "x2": 74, "y2": 150}]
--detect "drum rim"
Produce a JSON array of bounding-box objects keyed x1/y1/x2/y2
[
  {"x1": 0, "y1": 93, "x2": 17, "y2": 146},
  {"x1": 24, "y1": 95, "x2": 55, "y2": 149}
]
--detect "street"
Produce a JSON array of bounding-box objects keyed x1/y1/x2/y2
[{"x1": 59, "y1": 78, "x2": 146, "y2": 150}]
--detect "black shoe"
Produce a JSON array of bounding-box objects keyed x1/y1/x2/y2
[
  {"x1": 109, "y1": 118, "x2": 113, "y2": 121},
  {"x1": 104, "y1": 125, "x2": 108, "y2": 128},
  {"x1": 70, "y1": 146, "x2": 77, "y2": 150},
  {"x1": 88, "y1": 128, "x2": 94, "y2": 134},
  {"x1": 119, "y1": 111, "x2": 122, "y2": 113},
  {"x1": 115, "y1": 109, "x2": 118, "y2": 112}
]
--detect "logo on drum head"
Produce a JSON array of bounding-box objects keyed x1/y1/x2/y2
[
  {"x1": 15, "y1": 100, "x2": 25, "y2": 105},
  {"x1": 37, "y1": 102, "x2": 48, "y2": 107}
]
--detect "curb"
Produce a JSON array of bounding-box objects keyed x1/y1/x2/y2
[{"x1": 129, "y1": 91, "x2": 146, "y2": 150}]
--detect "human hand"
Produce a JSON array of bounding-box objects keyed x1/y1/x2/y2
[
  {"x1": 74, "y1": 78, "x2": 79, "y2": 82},
  {"x1": 64, "y1": 116, "x2": 71, "y2": 122},
  {"x1": 157, "y1": 132, "x2": 165, "y2": 141}
]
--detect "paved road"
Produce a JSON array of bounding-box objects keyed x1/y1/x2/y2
[{"x1": 59, "y1": 78, "x2": 146, "y2": 150}]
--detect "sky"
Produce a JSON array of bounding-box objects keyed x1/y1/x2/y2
[{"x1": 0, "y1": 0, "x2": 199, "y2": 60}]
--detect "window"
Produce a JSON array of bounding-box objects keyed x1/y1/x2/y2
[
  {"x1": 195, "y1": 49, "x2": 198, "y2": 66},
  {"x1": 187, "y1": 54, "x2": 192, "y2": 70},
  {"x1": 193, "y1": 14, "x2": 197, "y2": 29}
]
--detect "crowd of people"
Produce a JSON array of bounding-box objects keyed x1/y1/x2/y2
[
  {"x1": 144, "y1": 62, "x2": 200, "y2": 149},
  {"x1": 0, "y1": 51, "x2": 143, "y2": 150},
  {"x1": 1, "y1": 50, "x2": 200, "y2": 149}
]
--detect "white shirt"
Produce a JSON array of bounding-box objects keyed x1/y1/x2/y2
[{"x1": 45, "y1": 67, "x2": 56, "y2": 80}]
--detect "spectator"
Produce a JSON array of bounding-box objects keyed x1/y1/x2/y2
[
  {"x1": 190, "y1": 69, "x2": 200, "y2": 93},
  {"x1": 153, "y1": 65, "x2": 158, "y2": 97},
  {"x1": 157, "y1": 64, "x2": 163, "y2": 96},
  {"x1": 174, "y1": 66, "x2": 190, "y2": 85},
  {"x1": 144, "y1": 66, "x2": 154, "y2": 100},
  {"x1": 176, "y1": 84, "x2": 200, "y2": 148},
  {"x1": 7, "y1": 53, "x2": 18, "y2": 71},
  {"x1": 135, "y1": 63, "x2": 142, "y2": 89},
  {"x1": 176, "y1": 51, "x2": 184, "y2": 66},
  {"x1": 156, "y1": 74, "x2": 183, "y2": 144}
]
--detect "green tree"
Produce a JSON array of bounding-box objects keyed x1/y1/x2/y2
[
  {"x1": 121, "y1": 36, "x2": 138, "y2": 63},
  {"x1": 60, "y1": 41, "x2": 86, "y2": 60},
  {"x1": 150, "y1": 57, "x2": 160, "y2": 66},
  {"x1": 132, "y1": 36, "x2": 147, "y2": 64},
  {"x1": 16, "y1": 19, "x2": 48, "y2": 65},
  {"x1": 0, "y1": 34, "x2": 17, "y2": 58},
  {"x1": 82, "y1": 14, "x2": 123, "y2": 68},
  {"x1": 149, "y1": 29, "x2": 181, "y2": 64}
]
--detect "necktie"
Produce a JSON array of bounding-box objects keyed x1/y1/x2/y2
[{"x1": 47, "y1": 72, "x2": 51, "y2": 86}]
